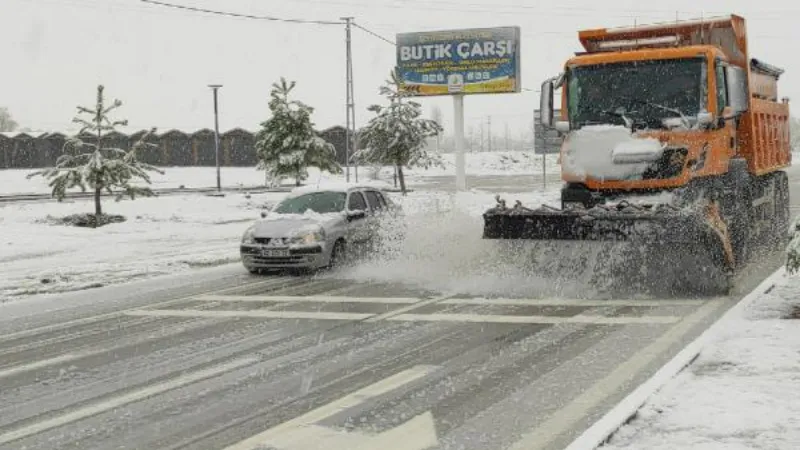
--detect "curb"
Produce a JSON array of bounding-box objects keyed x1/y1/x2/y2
[{"x1": 563, "y1": 267, "x2": 786, "y2": 450}]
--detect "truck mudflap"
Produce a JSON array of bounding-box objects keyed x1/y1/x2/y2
[{"x1": 482, "y1": 196, "x2": 735, "y2": 296}]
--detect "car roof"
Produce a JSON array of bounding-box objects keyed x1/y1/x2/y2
[{"x1": 288, "y1": 182, "x2": 390, "y2": 196}]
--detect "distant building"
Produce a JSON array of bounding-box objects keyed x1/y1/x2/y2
[{"x1": 0, "y1": 126, "x2": 351, "y2": 170}]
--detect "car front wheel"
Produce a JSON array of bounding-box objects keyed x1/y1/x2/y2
[{"x1": 328, "y1": 240, "x2": 346, "y2": 269}]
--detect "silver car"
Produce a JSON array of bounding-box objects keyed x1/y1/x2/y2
[{"x1": 240, "y1": 185, "x2": 403, "y2": 273}]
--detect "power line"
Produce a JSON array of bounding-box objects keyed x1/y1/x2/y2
[
  {"x1": 352, "y1": 22, "x2": 395, "y2": 46},
  {"x1": 139, "y1": 0, "x2": 344, "y2": 25}
]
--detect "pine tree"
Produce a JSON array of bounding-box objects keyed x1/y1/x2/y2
[
  {"x1": 27, "y1": 85, "x2": 162, "y2": 226},
  {"x1": 254, "y1": 78, "x2": 341, "y2": 186},
  {"x1": 355, "y1": 71, "x2": 444, "y2": 194}
]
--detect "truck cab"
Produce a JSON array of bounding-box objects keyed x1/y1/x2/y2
[{"x1": 538, "y1": 15, "x2": 789, "y2": 209}]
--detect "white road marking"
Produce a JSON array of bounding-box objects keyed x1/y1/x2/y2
[
  {"x1": 0, "y1": 354, "x2": 82, "y2": 380},
  {"x1": 0, "y1": 276, "x2": 293, "y2": 345},
  {"x1": 364, "y1": 295, "x2": 456, "y2": 323},
  {"x1": 126, "y1": 309, "x2": 373, "y2": 321},
  {"x1": 244, "y1": 412, "x2": 438, "y2": 450},
  {"x1": 193, "y1": 294, "x2": 702, "y2": 308},
  {"x1": 196, "y1": 294, "x2": 421, "y2": 304},
  {"x1": 223, "y1": 365, "x2": 439, "y2": 450},
  {"x1": 0, "y1": 356, "x2": 259, "y2": 446},
  {"x1": 0, "y1": 318, "x2": 221, "y2": 380},
  {"x1": 441, "y1": 298, "x2": 704, "y2": 307},
  {"x1": 506, "y1": 299, "x2": 726, "y2": 450},
  {"x1": 388, "y1": 313, "x2": 680, "y2": 325}
]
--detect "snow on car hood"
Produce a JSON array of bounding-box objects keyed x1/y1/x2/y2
[
  {"x1": 253, "y1": 210, "x2": 343, "y2": 237},
  {"x1": 562, "y1": 124, "x2": 665, "y2": 181}
]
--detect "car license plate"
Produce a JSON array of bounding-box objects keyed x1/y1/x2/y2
[{"x1": 261, "y1": 248, "x2": 289, "y2": 257}]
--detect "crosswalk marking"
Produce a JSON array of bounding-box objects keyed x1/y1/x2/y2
[
  {"x1": 388, "y1": 313, "x2": 681, "y2": 325},
  {"x1": 124, "y1": 309, "x2": 680, "y2": 325},
  {"x1": 126, "y1": 309, "x2": 373, "y2": 321},
  {"x1": 192, "y1": 294, "x2": 704, "y2": 307},
  {"x1": 195, "y1": 295, "x2": 421, "y2": 304}
]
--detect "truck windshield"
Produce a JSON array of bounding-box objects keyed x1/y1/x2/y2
[{"x1": 566, "y1": 58, "x2": 706, "y2": 129}]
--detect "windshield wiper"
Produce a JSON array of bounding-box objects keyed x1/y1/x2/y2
[
  {"x1": 618, "y1": 95, "x2": 691, "y2": 128},
  {"x1": 597, "y1": 107, "x2": 635, "y2": 130}
]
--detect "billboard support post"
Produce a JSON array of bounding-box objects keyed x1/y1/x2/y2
[
  {"x1": 454, "y1": 94, "x2": 466, "y2": 191},
  {"x1": 395, "y1": 26, "x2": 521, "y2": 192}
]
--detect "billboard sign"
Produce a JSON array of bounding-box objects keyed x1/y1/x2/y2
[{"x1": 396, "y1": 26, "x2": 521, "y2": 96}]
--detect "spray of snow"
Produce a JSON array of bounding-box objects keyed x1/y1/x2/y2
[
  {"x1": 319, "y1": 190, "x2": 663, "y2": 299},
  {"x1": 562, "y1": 125, "x2": 664, "y2": 181}
]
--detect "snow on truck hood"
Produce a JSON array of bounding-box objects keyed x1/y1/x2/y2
[
  {"x1": 562, "y1": 124, "x2": 665, "y2": 181},
  {"x1": 253, "y1": 210, "x2": 342, "y2": 237}
]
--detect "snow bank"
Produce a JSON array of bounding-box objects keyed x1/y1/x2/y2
[
  {"x1": 0, "y1": 192, "x2": 284, "y2": 301},
  {"x1": 1, "y1": 150, "x2": 558, "y2": 196},
  {"x1": 562, "y1": 125, "x2": 664, "y2": 181},
  {"x1": 601, "y1": 271, "x2": 800, "y2": 450}
]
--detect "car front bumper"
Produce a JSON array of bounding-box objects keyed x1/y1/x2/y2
[{"x1": 240, "y1": 244, "x2": 327, "y2": 269}]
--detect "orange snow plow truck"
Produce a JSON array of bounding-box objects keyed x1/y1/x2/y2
[{"x1": 483, "y1": 15, "x2": 791, "y2": 294}]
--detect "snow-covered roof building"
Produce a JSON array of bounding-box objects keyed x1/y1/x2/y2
[{"x1": 0, "y1": 126, "x2": 348, "y2": 170}]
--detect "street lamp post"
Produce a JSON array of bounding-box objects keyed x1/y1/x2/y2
[{"x1": 209, "y1": 84, "x2": 223, "y2": 191}]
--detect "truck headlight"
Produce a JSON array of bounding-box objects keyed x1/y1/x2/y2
[
  {"x1": 290, "y1": 226, "x2": 325, "y2": 244},
  {"x1": 242, "y1": 226, "x2": 256, "y2": 244}
]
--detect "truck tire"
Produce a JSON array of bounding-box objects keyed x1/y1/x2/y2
[
  {"x1": 771, "y1": 170, "x2": 790, "y2": 250},
  {"x1": 720, "y1": 159, "x2": 753, "y2": 268}
]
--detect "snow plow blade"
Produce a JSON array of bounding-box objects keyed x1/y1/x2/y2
[{"x1": 482, "y1": 198, "x2": 735, "y2": 296}]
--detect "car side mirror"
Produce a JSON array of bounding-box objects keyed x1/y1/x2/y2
[{"x1": 347, "y1": 210, "x2": 366, "y2": 221}]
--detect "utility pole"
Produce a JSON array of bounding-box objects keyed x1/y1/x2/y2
[
  {"x1": 208, "y1": 84, "x2": 222, "y2": 191},
  {"x1": 341, "y1": 17, "x2": 357, "y2": 183},
  {"x1": 487, "y1": 116, "x2": 492, "y2": 152},
  {"x1": 480, "y1": 123, "x2": 484, "y2": 152}
]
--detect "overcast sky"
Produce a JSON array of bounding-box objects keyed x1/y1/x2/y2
[{"x1": 3, "y1": 0, "x2": 799, "y2": 138}]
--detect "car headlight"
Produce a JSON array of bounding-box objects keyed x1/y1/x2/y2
[
  {"x1": 242, "y1": 226, "x2": 256, "y2": 244},
  {"x1": 290, "y1": 226, "x2": 325, "y2": 245}
]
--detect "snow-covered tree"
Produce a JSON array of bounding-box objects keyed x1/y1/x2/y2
[
  {"x1": 0, "y1": 107, "x2": 18, "y2": 132},
  {"x1": 27, "y1": 85, "x2": 162, "y2": 226},
  {"x1": 254, "y1": 78, "x2": 341, "y2": 186},
  {"x1": 355, "y1": 71, "x2": 444, "y2": 194}
]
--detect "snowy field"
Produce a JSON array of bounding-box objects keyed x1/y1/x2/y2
[
  {"x1": 601, "y1": 269, "x2": 800, "y2": 450},
  {"x1": 0, "y1": 150, "x2": 559, "y2": 196},
  {"x1": 0, "y1": 181, "x2": 560, "y2": 302}
]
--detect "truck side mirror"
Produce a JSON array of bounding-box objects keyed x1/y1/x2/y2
[
  {"x1": 725, "y1": 66, "x2": 749, "y2": 115},
  {"x1": 540, "y1": 79, "x2": 555, "y2": 128}
]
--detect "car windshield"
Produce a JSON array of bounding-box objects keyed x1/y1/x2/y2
[
  {"x1": 567, "y1": 57, "x2": 706, "y2": 129},
  {"x1": 272, "y1": 191, "x2": 347, "y2": 214}
]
